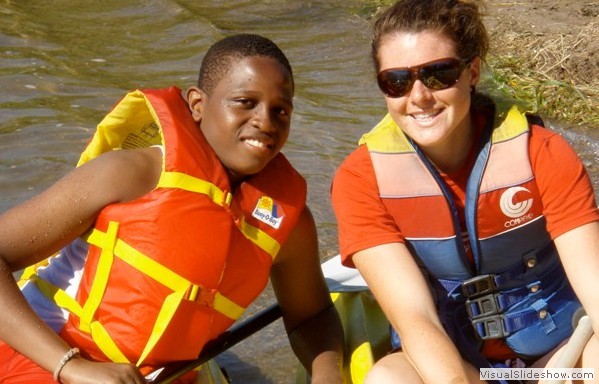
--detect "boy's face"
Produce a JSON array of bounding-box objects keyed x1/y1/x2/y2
[{"x1": 188, "y1": 56, "x2": 293, "y2": 185}]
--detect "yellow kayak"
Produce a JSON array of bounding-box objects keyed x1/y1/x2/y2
[{"x1": 296, "y1": 255, "x2": 389, "y2": 384}]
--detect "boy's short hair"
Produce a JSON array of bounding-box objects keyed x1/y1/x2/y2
[{"x1": 198, "y1": 33, "x2": 293, "y2": 95}]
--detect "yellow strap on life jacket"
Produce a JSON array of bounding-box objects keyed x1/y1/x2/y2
[
  {"x1": 19, "y1": 257, "x2": 52, "y2": 288},
  {"x1": 25, "y1": 274, "x2": 84, "y2": 318},
  {"x1": 157, "y1": 170, "x2": 280, "y2": 259},
  {"x1": 89, "y1": 320, "x2": 131, "y2": 364},
  {"x1": 80, "y1": 221, "x2": 119, "y2": 331},
  {"x1": 117, "y1": 236, "x2": 244, "y2": 319},
  {"x1": 22, "y1": 220, "x2": 247, "y2": 366},
  {"x1": 21, "y1": 273, "x2": 132, "y2": 364},
  {"x1": 137, "y1": 290, "x2": 186, "y2": 365},
  {"x1": 79, "y1": 221, "x2": 134, "y2": 363},
  {"x1": 157, "y1": 171, "x2": 233, "y2": 207},
  {"x1": 213, "y1": 292, "x2": 245, "y2": 320},
  {"x1": 86, "y1": 225, "x2": 248, "y2": 319},
  {"x1": 237, "y1": 215, "x2": 281, "y2": 259},
  {"x1": 85, "y1": 223, "x2": 245, "y2": 365}
]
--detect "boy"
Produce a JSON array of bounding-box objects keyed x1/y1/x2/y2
[{"x1": 0, "y1": 34, "x2": 343, "y2": 384}]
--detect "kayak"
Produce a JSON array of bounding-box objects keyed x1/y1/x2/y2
[
  {"x1": 296, "y1": 255, "x2": 389, "y2": 384},
  {"x1": 148, "y1": 255, "x2": 388, "y2": 384},
  {"x1": 152, "y1": 252, "x2": 595, "y2": 383}
]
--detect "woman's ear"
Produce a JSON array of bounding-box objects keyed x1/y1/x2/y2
[
  {"x1": 186, "y1": 87, "x2": 205, "y2": 123},
  {"x1": 468, "y1": 56, "x2": 482, "y2": 86}
]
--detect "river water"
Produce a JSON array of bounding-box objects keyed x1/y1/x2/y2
[{"x1": 1, "y1": 1, "x2": 597, "y2": 383}]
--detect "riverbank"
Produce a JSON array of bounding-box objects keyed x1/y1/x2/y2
[{"x1": 485, "y1": 0, "x2": 598, "y2": 129}]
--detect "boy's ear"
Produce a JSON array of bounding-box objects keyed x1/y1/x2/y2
[{"x1": 186, "y1": 87, "x2": 205, "y2": 122}]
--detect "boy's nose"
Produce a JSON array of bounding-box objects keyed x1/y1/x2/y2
[{"x1": 252, "y1": 106, "x2": 277, "y2": 133}]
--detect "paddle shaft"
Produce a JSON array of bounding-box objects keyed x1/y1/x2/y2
[
  {"x1": 146, "y1": 303, "x2": 282, "y2": 383},
  {"x1": 545, "y1": 315, "x2": 593, "y2": 384}
]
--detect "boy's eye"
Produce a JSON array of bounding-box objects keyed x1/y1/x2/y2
[
  {"x1": 275, "y1": 107, "x2": 291, "y2": 117},
  {"x1": 235, "y1": 98, "x2": 255, "y2": 107}
]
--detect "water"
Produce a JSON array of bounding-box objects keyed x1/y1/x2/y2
[{"x1": 1, "y1": 1, "x2": 597, "y2": 383}]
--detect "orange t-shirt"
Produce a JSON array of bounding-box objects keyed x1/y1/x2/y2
[{"x1": 331, "y1": 123, "x2": 599, "y2": 359}]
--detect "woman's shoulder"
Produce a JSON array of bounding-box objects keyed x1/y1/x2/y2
[
  {"x1": 332, "y1": 145, "x2": 377, "y2": 195},
  {"x1": 528, "y1": 122, "x2": 576, "y2": 155},
  {"x1": 336, "y1": 145, "x2": 373, "y2": 177}
]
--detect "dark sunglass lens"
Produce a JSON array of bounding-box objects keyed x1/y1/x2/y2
[
  {"x1": 420, "y1": 60, "x2": 461, "y2": 90},
  {"x1": 377, "y1": 70, "x2": 411, "y2": 97}
]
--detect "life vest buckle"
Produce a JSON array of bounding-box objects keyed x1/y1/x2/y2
[
  {"x1": 187, "y1": 284, "x2": 216, "y2": 306},
  {"x1": 462, "y1": 274, "x2": 496, "y2": 298},
  {"x1": 472, "y1": 314, "x2": 508, "y2": 340},
  {"x1": 466, "y1": 293, "x2": 500, "y2": 319}
]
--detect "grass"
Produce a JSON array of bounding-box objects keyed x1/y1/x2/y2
[{"x1": 486, "y1": 19, "x2": 598, "y2": 129}]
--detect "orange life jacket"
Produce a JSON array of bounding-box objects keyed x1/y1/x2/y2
[{"x1": 24, "y1": 87, "x2": 306, "y2": 370}]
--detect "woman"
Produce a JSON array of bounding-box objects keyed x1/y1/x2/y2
[{"x1": 331, "y1": 0, "x2": 599, "y2": 383}]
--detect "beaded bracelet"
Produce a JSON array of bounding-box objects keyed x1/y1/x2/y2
[{"x1": 53, "y1": 347, "x2": 80, "y2": 383}]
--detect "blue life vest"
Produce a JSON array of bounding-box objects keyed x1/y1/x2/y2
[{"x1": 361, "y1": 102, "x2": 581, "y2": 371}]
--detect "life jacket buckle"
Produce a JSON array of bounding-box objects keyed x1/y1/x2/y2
[
  {"x1": 466, "y1": 293, "x2": 500, "y2": 319},
  {"x1": 186, "y1": 284, "x2": 216, "y2": 306},
  {"x1": 472, "y1": 314, "x2": 508, "y2": 340},
  {"x1": 462, "y1": 274, "x2": 496, "y2": 298}
]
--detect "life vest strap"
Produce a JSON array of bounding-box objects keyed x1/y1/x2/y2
[
  {"x1": 472, "y1": 281, "x2": 574, "y2": 340},
  {"x1": 89, "y1": 320, "x2": 131, "y2": 364},
  {"x1": 20, "y1": 273, "x2": 132, "y2": 364},
  {"x1": 137, "y1": 290, "x2": 186, "y2": 366},
  {"x1": 213, "y1": 292, "x2": 245, "y2": 320},
  {"x1": 238, "y1": 216, "x2": 280, "y2": 259},
  {"x1": 24, "y1": 274, "x2": 84, "y2": 317},
  {"x1": 113, "y1": 238, "x2": 190, "y2": 292},
  {"x1": 86, "y1": 225, "x2": 247, "y2": 320},
  {"x1": 157, "y1": 171, "x2": 233, "y2": 207},
  {"x1": 84, "y1": 223, "x2": 246, "y2": 365},
  {"x1": 157, "y1": 171, "x2": 280, "y2": 259},
  {"x1": 81, "y1": 221, "x2": 120, "y2": 331},
  {"x1": 21, "y1": 222, "x2": 246, "y2": 366}
]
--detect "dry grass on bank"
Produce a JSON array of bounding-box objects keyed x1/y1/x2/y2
[{"x1": 487, "y1": 19, "x2": 598, "y2": 129}]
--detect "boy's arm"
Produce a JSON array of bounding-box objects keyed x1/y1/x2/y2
[
  {"x1": 270, "y1": 206, "x2": 344, "y2": 384},
  {"x1": 0, "y1": 147, "x2": 161, "y2": 383}
]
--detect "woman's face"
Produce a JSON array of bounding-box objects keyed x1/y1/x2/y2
[{"x1": 377, "y1": 30, "x2": 480, "y2": 157}]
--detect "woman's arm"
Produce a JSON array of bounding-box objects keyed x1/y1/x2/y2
[
  {"x1": 353, "y1": 242, "x2": 473, "y2": 384},
  {"x1": 555, "y1": 221, "x2": 599, "y2": 336}
]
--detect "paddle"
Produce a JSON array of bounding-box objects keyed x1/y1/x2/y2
[
  {"x1": 545, "y1": 314, "x2": 593, "y2": 384},
  {"x1": 145, "y1": 303, "x2": 283, "y2": 383},
  {"x1": 145, "y1": 255, "x2": 368, "y2": 383}
]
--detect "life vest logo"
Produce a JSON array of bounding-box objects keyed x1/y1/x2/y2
[
  {"x1": 500, "y1": 187, "x2": 533, "y2": 219},
  {"x1": 252, "y1": 196, "x2": 284, "y2": 229}
]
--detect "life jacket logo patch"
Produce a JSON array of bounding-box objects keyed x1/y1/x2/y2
[
  {"x1": 252, "y1": 196, "x2": 284, "y2": 229},
  {"x1": 500, "y1": 187, "x2": 533, "y2": 218}
]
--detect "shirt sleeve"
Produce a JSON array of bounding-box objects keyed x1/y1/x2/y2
[
  {"x1": 331, "y1": 145, "x2": 405, "y2": 268},
  {"x1": 530, "y1": 125, "x2": 599, "y2": 239}
]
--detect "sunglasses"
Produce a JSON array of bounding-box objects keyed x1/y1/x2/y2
[{"x1": 377, "y1": 57, "x2": 471, "y2": 98}]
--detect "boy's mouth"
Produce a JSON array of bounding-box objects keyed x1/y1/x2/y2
[{"x1": 243, "y1": 137, "x2": 273, "y2": 149}]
